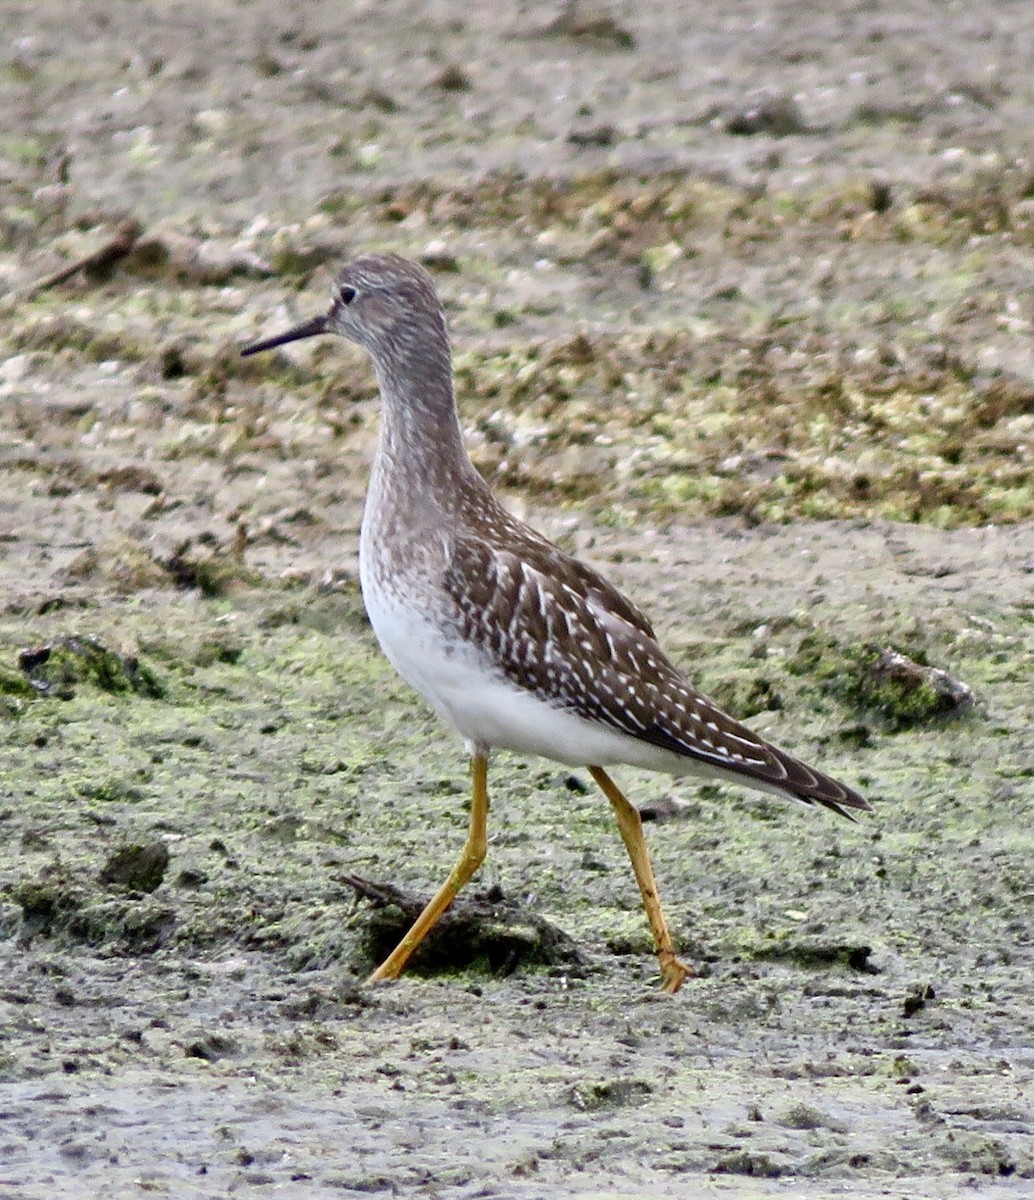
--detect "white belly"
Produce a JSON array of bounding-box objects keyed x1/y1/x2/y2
[
  {"x1": 362, "y1": 582, "x2": 589, "y2": 757},
  {"x1": 359, "y1": 576, "x2": 747, "y2": 784}
]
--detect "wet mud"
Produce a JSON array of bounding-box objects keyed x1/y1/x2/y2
[{"x1": 2, "y1": 1, "x2": 1033, "y2": 1196}]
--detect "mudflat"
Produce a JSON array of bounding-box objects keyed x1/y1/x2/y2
[{"x1": 1, "y1": 2, "x2": 1032, "y2": 1196}]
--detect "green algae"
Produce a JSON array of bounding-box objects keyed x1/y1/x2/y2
[
  {"x1": 452, "y1": 332, "x2": 1034, "y2": 527},
  {"x1": 0, "y1": 663, "x2": 35, "y2": 705},
  {"x1": 16, "y1": 635, "x2": 164, "y2": 701},
  {"x1": 788, "y1": 632, "x2": 975, "y2": 731},
  {"x1": 3, "y1": 557, "x2": 1011, "y2": 995}
]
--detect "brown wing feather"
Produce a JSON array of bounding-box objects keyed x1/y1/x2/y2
[
  {"x1": 477, "y1": 512, "x2": 658, "y2": 641},
  {"x1": 445, "y1": 525, "x2": 870, "y2": 820}
]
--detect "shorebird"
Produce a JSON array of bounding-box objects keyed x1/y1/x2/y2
[{"x1": 241, "y1": 254, "x2": 870, "y2": 993}]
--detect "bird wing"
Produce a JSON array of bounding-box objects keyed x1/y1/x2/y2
[{"x1": 444, "y1": 531, "x2": 870, "y2": 820}]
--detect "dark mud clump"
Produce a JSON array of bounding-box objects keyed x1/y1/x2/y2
[
  {"x1": 343, "y1": 874, "x2": 587, "y2": 979},
  {"x1": 9, "y1": 864, "x2": 175, "y2": 952},
  {"x1": 17, "y1": 636, "x2": 164, "y2": 701},
  {"x1": 99, "y1": 841, "x2": 170, "y2": 894}
]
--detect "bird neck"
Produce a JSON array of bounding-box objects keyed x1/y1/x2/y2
[{"x1": 370, "y1": 330, "x2": 482, "y2": 510}]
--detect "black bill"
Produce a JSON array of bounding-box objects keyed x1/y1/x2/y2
[{"x1": 240, "y1": 313, "x2": 329, "y2": 357}]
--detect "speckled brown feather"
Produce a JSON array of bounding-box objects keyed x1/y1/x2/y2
[{"x1": 444, "y1": 501, "x2": 869, "y2": 820}]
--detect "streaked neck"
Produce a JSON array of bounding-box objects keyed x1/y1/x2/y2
[{"x1": 369, "y1": 326, "x2": 481, "y2": 508}]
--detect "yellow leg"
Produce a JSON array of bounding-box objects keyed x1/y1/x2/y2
[
  {"x1": 589, "y1": 765, "x2": 695, "y2": 994},
  {"x1": 367, "y1": 752, "x2": 489, "y2": 983}
]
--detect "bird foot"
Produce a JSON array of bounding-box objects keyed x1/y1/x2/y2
[
  {"x1": 366, "y1": 962, "x2": 400, "y2": 984},
  {"x1": 658, "y1": 951, "x2": 696, "y2": 994}
]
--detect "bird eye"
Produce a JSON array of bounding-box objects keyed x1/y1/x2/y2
[{"x1": 339, "y1": 285, "x2": 357, "y2": 305}]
